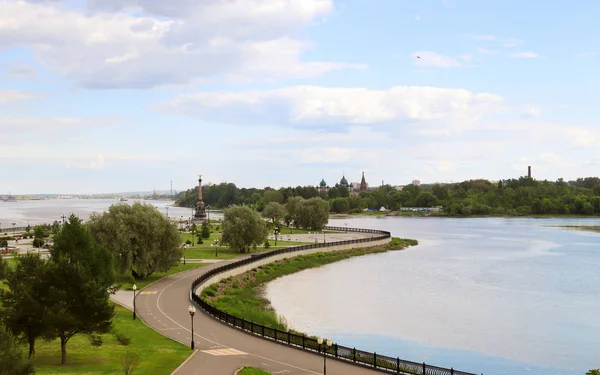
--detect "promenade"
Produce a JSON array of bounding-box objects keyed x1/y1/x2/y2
[{"x1": 124, "y1": 232, "x2": 389, "y2": 375}]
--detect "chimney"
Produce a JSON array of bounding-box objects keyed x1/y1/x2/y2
[{"x1": 528, "y1": 166, "x2": 531, "y2": 178}]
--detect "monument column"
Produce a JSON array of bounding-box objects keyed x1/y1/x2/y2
[{"x1": 194, "y1": 175, "x2": 207, "y2": 222}]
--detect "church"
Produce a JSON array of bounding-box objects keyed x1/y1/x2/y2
[{"x1": 318, "y1": 172, "x2": 369, "y2": 197}]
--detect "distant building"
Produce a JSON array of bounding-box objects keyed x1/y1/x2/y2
[
  {"x1": 316, "y1": 172, "x2": 368, "y2": 197},
  {"x1": 412, "y1": 180, "x2": 421, "y2": 186}
]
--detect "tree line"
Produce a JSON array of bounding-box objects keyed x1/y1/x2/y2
[
  {"x1": 0, "y1": 203, "x2": 183, "y2": 372},
  {"x1": 176, "y1": 176, "x2": 600, "y2": 216}
]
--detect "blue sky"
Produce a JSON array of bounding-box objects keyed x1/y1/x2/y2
[{"x1": 1, "y1": 0, "x2": 599, "y2": 194}]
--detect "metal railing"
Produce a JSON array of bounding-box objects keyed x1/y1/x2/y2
[{"x1": 190, "y1": 226, "x2": 478, "y2": 375}]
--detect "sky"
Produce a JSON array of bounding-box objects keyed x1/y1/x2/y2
[{"x1": 1, "y1": 0, "x2": 599, "y2": 194}]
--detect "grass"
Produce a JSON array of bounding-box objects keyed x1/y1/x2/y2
[
  {"x1": 31, "y1": 303, "x2": 192, "y2": 375},
  {"x1": 116, "y1": 262, "x2": 207, "y2": 291},
  {"x1": 201, "y1": 237, "x2": 418, "y2": 331},
  {"x1": 559, "y1": 225, "x2": 600, "y2": 233},
  {"x1": 238, "y1": 366, "x2": 272, "y2": 375}
]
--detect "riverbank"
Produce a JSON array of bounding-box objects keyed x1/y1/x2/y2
[{"x1": 201, "y1": 237, "x2": 418, "y2": 332}]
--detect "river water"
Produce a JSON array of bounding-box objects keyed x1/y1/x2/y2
[
  {"x1": 0, "y1": 198, "x2": 223, "y2": 229},
  {"x1": 265, "y1": 216, "x2": 600, "y2": 375}
]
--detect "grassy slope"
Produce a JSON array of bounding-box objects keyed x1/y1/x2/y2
[
  {"x1": 32, "y1": 304, "x2": 191, "y2": 375},
  {"x1": 238, "y1": 366, "x2": 272, "y2": 375},
  {"x1": 202, "y1": 238, "x2": 418, "y2": 331}
]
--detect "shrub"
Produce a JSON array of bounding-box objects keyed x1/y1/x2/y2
[
  {"x1": 88, "y1": 334, "x2": 103, "y2": 347},
  {"x1": 264, "y1": 240, "x2": 270, "y2": 249},
  {"x1": 185, "y1": 239, "x2": 191, "y2": 245},
  {"x1": 114, "y1": 331, "x2": 132, "y2": 346}
]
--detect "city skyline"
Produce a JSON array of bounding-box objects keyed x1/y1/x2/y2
[{"x1": 1, "y1": 0, "x2": 599, "y2": 194}]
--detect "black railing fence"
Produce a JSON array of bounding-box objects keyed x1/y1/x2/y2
[{"x1": 190, "y1": 226, "x2": 478, "y2": 375}]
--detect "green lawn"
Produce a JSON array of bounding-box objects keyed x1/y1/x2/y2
[
  {"x1": 116, "y1": 262, "x2": 207, "y2": 291},
  {"x1": 31, "y1": 304, "x2": 192, "y2": 375},
  {"x1": 238, "y1": 366, "x2": 272, "y2": 375}
]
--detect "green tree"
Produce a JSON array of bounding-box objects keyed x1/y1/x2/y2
[
  {"x1": 221, "y1": 206, "x2": 268, "y2": 253},
  {"x1": 586, "y1": 370, "x2": 600, "y2": 375},
  {"x1": 50, "y1": 221, "x2": 60, "y2": 235},
  {"x1": 296, "y1": 197, "x2": 330, "y2": 231},
  {"x1": 0, "y1": 323, "x2": 35, "y2": 375},
  {"x1": 286, "y1": 196, "x2": 303, "y2": 226},
  {"x1": 200, "y1": 221, "x2": 210, "y2": 239},
  {"x1": 25, "y1": 225, "x2": 31, "y2": 234},
  {"x1": 46, "y1": 214, "x2": 115, "y2": 364},
  {"x1": 0, "y1": 257, "x2": 6, "y2": 279},
  {"x1": 261, "y1": 202, "x2": 287, "y2": 225},
  {"x1": 0, "y1": 254, "x2": 48, "y2": 359},
  {"x1": 87, "y1": 203, "x2": 182, "y2": 279}
]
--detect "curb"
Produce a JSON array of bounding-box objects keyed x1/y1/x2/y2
[{"x1": 170, "y1": 349, "x2": 200, "y2": 375}]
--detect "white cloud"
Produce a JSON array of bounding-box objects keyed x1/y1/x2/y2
[
  {"x1": 158, "y1": 85, "x2": 504, "y2": 128},
  {"x1": 459, "y1": 54, "x2": 472, "y2": 61},
  {"x1": 473, "y1": 35, "x2": 524, "y2": 48},
  {"x1": 0, "y1": 90, "x2": 42, "y2": 103},
  {"x1": 522, "y1": 106, "x2": 542, "y2": 117},
  {"x1": 473, "y1": 34, "x2": 497, "y2": 41},
  {"x1": 411, "y1": 51, "x2": 461, "y2": 68},
  {"x1": 0, "y1": 0, "x2": 358, "y2": 88},
  {"x1": 511, "y1": 52, "x2": 539, "y2": 59},
  {"x1": 477, "y1": 48, "x2": 498, "y2": 55}
]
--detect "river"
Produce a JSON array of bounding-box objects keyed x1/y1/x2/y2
[
  {"x1": 0, "y1": 198, "x2": 223, "y2": 229},
  {"x1": 265, "y1": 216, "x2": 600, "y2": 375}
]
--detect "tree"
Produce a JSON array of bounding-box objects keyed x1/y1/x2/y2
[
  {"x1": 87, "y1": 203, "x2": 183, "y2": 279},
  {"x1": 586, "y1": 370, "x2": 600, "y2": 375},
  {"x1": 200, "y1": 221, "x2": 210, "y2": 239},
  {"x1": 261, "y1": 202, "x2": 286, "y2": 225},
  {"x1": 0, "y1": 257, "x2": 6, "y2": 279},
  {"x1": 0, "y1": 254, "x2": 49, "y2": 359},
  {"x1": 51, "y1": 221, "x2": 61, "y2": 235},
  {"x1": 0, "y1": 323, "x2": 35, "y2": 375},
  {"x1": 46, "y1": 214, "x2": 115, "y2": 364},
  {"x1": 25, "y1": 225, "x2": 31, "y2": 234},
  {"x1": 286, "y1": 196, "x2": 303, "y2": 226},
  {"x1": 295, "y1": 197, "x2": 330, "y2": 231},
  {"x1": 221, "y1": 206, "x2": 268, "y2": 253},
  {"x1": 121, "y1": 351, "x2": 142, "y2": 375}
]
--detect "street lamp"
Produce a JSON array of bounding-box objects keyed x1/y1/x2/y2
[
  {"x1": 323, "y1": 229, "x2": 327, "y2": 244},
  {"x1": 188, "y1": 305, "x2": 196, "y2": 350},
  {"x1": 344, "y1": 222, "x2": 348, "y2": 233},
  {"x1": 166, "y1": 206, "x2": 169, "y2": 218},
  {"x1": 132, "y1": 284, "x2": 137, "y2": 320},
  {"x1": 214, "y1": 239, "x2": 219, "y2": 257},
  {"x1": 317, "y1": 337, "x2": 333, "y2": 375}
]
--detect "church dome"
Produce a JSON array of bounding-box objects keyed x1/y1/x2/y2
[
  {"x1": 319, "y1": 179, "x2": 327, "y2": 187},
  {"x1": 340, "y1": 176, "x2": 348, "y2": 185}
]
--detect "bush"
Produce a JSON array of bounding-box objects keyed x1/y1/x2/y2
[
  {"x1": 185, "y1": 239, "x2": 191, "y2": 245},
  {"x1": 264, "y1": 240, "x2": 270, "y2": 249},
  {"x1": 198, "y1": 239, "x2": 203, "y2": 244},
  {"x1": 114, "y1": 331, "x2": 132, "y2": 346},
  {"x1": 88, "y1": 334, "x2": 103, "y2": 347}
]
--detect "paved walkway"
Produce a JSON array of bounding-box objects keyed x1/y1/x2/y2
[{"x1": 133, "y1": 233, "x2": 387, "y2": 375}]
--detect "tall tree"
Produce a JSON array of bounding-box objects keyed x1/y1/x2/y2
[
  {"x1": 221, "y1": 206, "x2": 268, "y2": 253},
  {"x1": 261, "y1": 202, "x2": 287, "y2": 225},
  {"x1": 296, "y1": 197, "x2": 330, "y2": 231},
  {"x1": 87, "y1": 203, "x2": 183, "y2": 279},
  {"x1": 0, "y1": 253, "x2": 48, "y2": 359},
  {"x1": 46, "y1": 214, "x2": 115, "y2": 364},
  {"x1": 0, "y1": 323, "x2": 35, "y2": 375}
]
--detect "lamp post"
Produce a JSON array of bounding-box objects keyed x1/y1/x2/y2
[
  {"x1": 166, "y1": 206, "x2": 169, "y2": 218},
  {"x1": 274, "y1": 228, "x2": 280, "y2": 246},
  {"x1": 323, "y1": 229, "x2": 327, "y2": 244},
  {"x1": 317, "y1": 337, "x2": 333, "y2": 375},
  {"x1": 344, "y1": 222, "x2": 348, "y2": 233},
  {"x1": 132, "y1": 284, "x2": 137, "y2": 320},
  {"x1": 60, "y1": 214, "x2": 66, "y2": 225},
  {"x1": 188, "y1": 305, "x2": 196, "y2": 350}
]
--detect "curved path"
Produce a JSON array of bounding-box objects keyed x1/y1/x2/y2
[{"x1": 136, "y1": 234, "x2": 386, "y2": 375}]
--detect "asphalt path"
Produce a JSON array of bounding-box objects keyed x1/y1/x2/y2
[{"x1": 136, "y1": 237, "x2": 387, "y2": 375}]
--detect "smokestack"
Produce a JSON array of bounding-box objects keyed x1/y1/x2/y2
[{"x1": 528, "y1": 166, "x2": 531, "y2": 178}]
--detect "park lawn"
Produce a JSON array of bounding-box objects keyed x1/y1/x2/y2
[
  {"x1": 32, "y1": 304, "x2": 192, "y2": 375},
  {"x1": 238, "y1": 366, "x2": 272, "y2": 375},
  {"x1": 181, "y1": 231, "x2": 222, "y2": 247},
  {"x1": 184, "y1": 240, "x2": 313, "y2": 260},
  {"x1": 116, "y1": 262, "x2": 207, "y2": 291}
]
